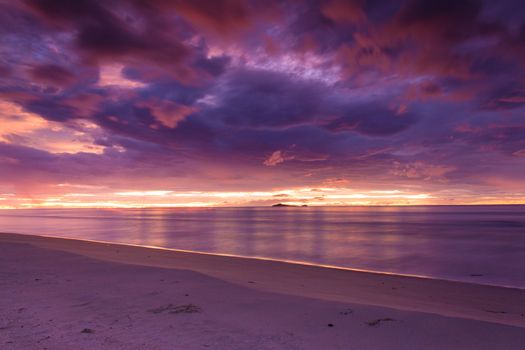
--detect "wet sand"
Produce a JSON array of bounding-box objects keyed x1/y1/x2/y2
[{"x1": 1, "y1": 232, "x2": 525, "y2": 349}]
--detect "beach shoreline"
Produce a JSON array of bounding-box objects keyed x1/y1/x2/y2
[{"x1": 1, "y1": 232, "x2": 525, "y2": 349}]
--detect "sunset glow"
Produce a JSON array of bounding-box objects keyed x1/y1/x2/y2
[
  {"x1": 1, "y1": 0, "x2": 525, "y2": 207},
  {"x1": 0, "y1": 187, "x2": 438, "y2": 208}
]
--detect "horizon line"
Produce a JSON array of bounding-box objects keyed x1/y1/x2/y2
[{"x1": 1, "y1": 203, "x2": 525, "y2": 210}]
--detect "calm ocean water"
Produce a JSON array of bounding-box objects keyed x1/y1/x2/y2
[{"x1": 1, "y1": 206, "x2": 524, "y2": 288}]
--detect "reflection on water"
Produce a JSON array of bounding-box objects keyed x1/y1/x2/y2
[{"x1": 1, "y1": 205, "x2": 525, "y2": 288}]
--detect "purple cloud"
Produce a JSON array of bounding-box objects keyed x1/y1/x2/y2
[{"x1": 1, "y1": 0, "x2": 525, "y2": 205}]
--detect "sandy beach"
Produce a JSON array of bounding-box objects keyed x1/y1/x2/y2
[{"x1": 1, "y1": 232, "x2": 525, "y2": 349}]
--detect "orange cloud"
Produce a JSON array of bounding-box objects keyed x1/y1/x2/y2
[
  {"x1": 264, "y1": 150, "x2": 291, "y2": 166},
  {"x1": 145, "y1": 100, "x2": 198, "y2": 129},
  {"x1": 0, "y1": 101, "x2": 105, "y2": 154}
]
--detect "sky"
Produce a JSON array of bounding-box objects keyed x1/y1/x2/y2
[{"x1": 1, "y1": 0, "x2": 525, "y2": 208}]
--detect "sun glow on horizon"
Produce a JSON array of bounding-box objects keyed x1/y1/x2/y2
[
  {"x1": 0, "y1": 186, "x2": 441, "y2": 209},
  {"x1": 1, "y1": 184, "x2": 524, "y2": 209}
]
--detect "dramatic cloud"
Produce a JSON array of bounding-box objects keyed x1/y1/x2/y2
[{"x1": 1, "y1": 0, "x2": 525, "y2": 207}]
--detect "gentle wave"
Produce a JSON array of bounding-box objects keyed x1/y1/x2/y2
[{"x1": 1, "y1": 205, "x2": 524, "y2": 288}]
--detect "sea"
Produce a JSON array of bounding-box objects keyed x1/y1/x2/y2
[{"x1": 1, "y1": 205, "x2": 524, "y2": 289}]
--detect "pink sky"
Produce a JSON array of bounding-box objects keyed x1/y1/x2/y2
[{"x1": 1, "y1": 0, "x2": 525, "y2": 207}]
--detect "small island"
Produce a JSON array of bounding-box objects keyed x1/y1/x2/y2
[{"x1": 271, "y1": 203, "x2": 308, "y2": 207}]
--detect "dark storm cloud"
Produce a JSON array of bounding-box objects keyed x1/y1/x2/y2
[
  {"x1": 206, "y1": 69, "x2": 323, "y2": 129},
  {"x1": 29, "y1": 64, "x2": 76, "y2": 86},
  {"x1": 24, "y1": 98, "x2": 80, "y2": 122},
  {"x1": 398, "y1": 0, "x2": 482, "y2": 27},
  {"x1": 24, "y1": 0, "x2": 191, "y2": 78},
  {"x1": 481, "y1": 83, "x2": 525, "y2": 110},
  {"x1": 322, "y1": 104, "x2": 417, "y2": 136},
  {"x1": 148, "y1": 0, "x2": 254, "y2": 35}
]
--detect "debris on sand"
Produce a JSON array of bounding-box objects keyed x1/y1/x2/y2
[
  {"x1": 365, "y1": 318, "x2": 395, "y2": 326},
  {"x1": 81, "y1": 328, "x2": 95, "y2": 334},
  {"x1": 169, "y1": 304, "x2": 201, "y2": 314},
  {"x1": 483, "y1": 309, "x2": 507, "y2": 314},
  {"x1": 148, "y1": 304, "x2": 174, "y2": 314},
  {"x1": 148, "y1": 304, "x2": 201, "y2": 314},
  {"x1": 339, "y1": 308, "x2": 353, "y2": 315}
]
